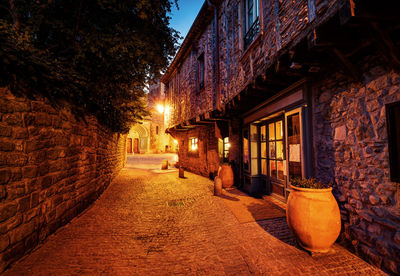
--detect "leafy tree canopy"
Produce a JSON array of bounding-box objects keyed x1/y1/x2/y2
[{"x1": 0, "y1": 0, "x2": 179, "y2": 132}]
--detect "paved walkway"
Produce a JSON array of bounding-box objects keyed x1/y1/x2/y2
[{"x1": 4, "y1": 168, "x2": 385, "y2": 275}]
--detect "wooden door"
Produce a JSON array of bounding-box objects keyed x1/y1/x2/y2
[
  {"x1": 134, "y1": 138, "x2": 139, "y2": 153},
  {"x1": 127, "y1": 138, "x2": 132, "y2": 153}
]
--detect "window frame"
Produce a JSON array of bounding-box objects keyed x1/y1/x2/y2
[
  {"x1": 197, "y1": 53, "x2": 205, "y2": 93},
  {"x1": 223, "y1": 137, "x2": 230, "y2": 162},
  {"x1": 188, "y1": 137, "x2": 199, "y2": 155},
  {"x1": 243, "y1": 0, "x2": 260, "y2": 49},
  {"x1": 386, "y1": 101, "x2": 400, "y2": 182}
]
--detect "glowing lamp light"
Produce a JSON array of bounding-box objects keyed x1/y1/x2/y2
[
  {"x1": 173, "y1": 139, "x2": 178, "y2": 144},
  {"x1": 164, "y1": 105, "x2": 170, "y2": 115},
  {"x1": 227, "y1": 143, "x2": 231, "y2": 149},
  {"x1": 156, "y1": 104, "x2": 164, "y2": 114}
]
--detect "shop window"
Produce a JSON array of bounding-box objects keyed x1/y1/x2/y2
[
  {"x1": 243, "y1": 0, "x2": 260, "y2": 49},
  {"x1": 268, "y1": 120, "x2": 284, "y2": 180},
  {"x1": 197, "y1": 53, "x2": 205, "y2": 92},
  {"x1": 189, "y1": 137, "x2": 198, "y2": 153},
  {"x1": 260, "y1": 125, "x2": 267, "y2": 175},
  {"x1": 287, "y1": 113, "x2": 302, "y2": 180},
  {"x1": 218, "y1": 138, "x2": 223, "y2": 160},
  {"x1": 250, "y1": 124, "x2": 258, "y2": 175},
  {"x1": 223, "y1": 137, "x2": 230, "y2": 161},
  {"x1": 243, "y1": 129, "x2": 249, "y2": 171},
  {"x1": 387, "y1": 101, "x2": 400, "y2": 182}
]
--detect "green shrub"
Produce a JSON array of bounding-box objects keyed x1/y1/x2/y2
[{"x1": 290, "y1": 178, "x2": 331, "y2": 189}]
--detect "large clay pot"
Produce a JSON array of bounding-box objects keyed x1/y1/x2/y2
[
  {"x1": 286, "y1": 185, "x2": 341, "y2": 253},
  {"x1": 218, "y1": 164, "x2": 234, "y2": 188}
]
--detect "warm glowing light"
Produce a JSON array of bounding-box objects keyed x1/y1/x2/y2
[
  {"x1": 164, "y1": 105, "x2": 170, "y2": 115},
  {"x1": 156, "y1": 104, "x2": 164, "y2": 114},
  {"x1": 173, "y1": 139, "x2": 178, "y2": 144},
  {"x1": 227, "y1": 143, "x2": 231, "y2": 149}
]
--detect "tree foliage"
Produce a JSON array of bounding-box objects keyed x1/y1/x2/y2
[{"x1": 0, "y1": 0, "x2": 179, "y2": 132}]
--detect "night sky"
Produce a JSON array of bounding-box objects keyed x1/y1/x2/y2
[{"x1": 169, "y1": 0, "x2": 204, "y2": 44}]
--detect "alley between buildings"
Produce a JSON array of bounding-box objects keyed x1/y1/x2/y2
[{"x1": 4, "y1": 162, "x2": 384, "y2": 275}]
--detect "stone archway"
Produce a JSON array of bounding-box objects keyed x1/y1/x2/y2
[{"x1": 127, "y1": 124, "x2": 149, "y2": 154}]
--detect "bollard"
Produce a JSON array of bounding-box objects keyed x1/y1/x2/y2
[
  {"x1": 179, "y1": 166, "x2": 184, "y2": 178},
  {"x1": 161, "y1": 159, "x2": 168, "y2": 170},
  {"x1": 214, "y1": 176, "x2": 222, "y2": 196}
]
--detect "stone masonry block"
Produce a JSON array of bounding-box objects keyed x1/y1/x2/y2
[
  {"x1": 0, "y1": 203, "x2": 18, "y2": 223},
  {"x1": 0, "y1": 169, "x2": 11, "y2": 185},
  {"x1": 0, "y1": 141, "x2": 14, "y2": 152}
]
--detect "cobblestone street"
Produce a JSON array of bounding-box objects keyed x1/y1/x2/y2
[{"x1": 4, "y1": 167, "x2": 385, "y2": 275}]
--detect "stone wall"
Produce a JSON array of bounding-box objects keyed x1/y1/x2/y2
[
  {"x1": 166, "y1": 22, "x2": 216, "y2": 128},
  {"x1": 0, "y1": 87, "x2": 127, "y2": 271},
  {"x1": 312, "y1": 60, "x2": 400, "y2": 274}
]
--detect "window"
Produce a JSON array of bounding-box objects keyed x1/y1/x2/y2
[
  {"x1": 223, "y1": 137, "x2": 230, "y2": 161},
  {"x1": 267, "y1": 119, "x2": 285, "y2": 181},
  {"x1": 156, "y1": 126, "x2": 159, "y2": 135},
  {"x1": 287, "y1": 113, "x2": 302, "y2": 180},
  {"x1": 250, "y1": 124, "x2": 258, "y2": 175},
  {"x1": 243, "y1": 0, "x2": 260, "y2": 49},
  {"x1": 197, "y1": 53, "x2": 205, "y2": 92},
  {"x1": 218, "y1": 138, "x2": 223, "y2": 160},
  {"x1": 243, "y1": 129, "x2": 249, "y2": 171},
  {"x1": 189, "y1": 137, "x2": 198, "y2": 152},
  {"x1": 386, "y1": 101, "x2": 400, "y2": 182}
]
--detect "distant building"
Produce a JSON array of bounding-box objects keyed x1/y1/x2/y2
[
  {"x1": 126, "y1": 80, "x2": 177, "y2": 154},
  {"x1": 161, "y1": 0, "x2": 400, "y2": 274}
]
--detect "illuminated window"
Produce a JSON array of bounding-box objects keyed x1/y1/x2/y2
[
  {"x1": 218, "y1": 138, "x2": 223, "y2": 160},
  {"x1": 387, "y1": 101, "x2": 400, "y2": 182},
  {"x1": 189, "y1": 137, "x2": 198, "y2": 152},
  {"x1": 243, "y1": 129, "x2": 249, "y2": 171},
  {"x1": 223, "y1": 137, "x2": 230, "y2": 160}
]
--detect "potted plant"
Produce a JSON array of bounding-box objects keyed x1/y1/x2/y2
[{"x1": 286, "y1": 178, "x2": 341, "y2": 253}]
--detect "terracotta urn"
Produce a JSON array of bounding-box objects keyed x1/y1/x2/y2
[
  {"x1": 286, "y1": 185, "x2": 341, "y2": 253},
  {"x1": 218, "y1": 164, "x2": 234, "y2": 188}
]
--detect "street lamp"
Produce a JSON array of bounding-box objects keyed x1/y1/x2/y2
[{"x1": 156, "y1": 104, "x2": 164, "y2": 114}]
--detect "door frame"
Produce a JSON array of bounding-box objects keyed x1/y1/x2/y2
[{"x1": 260, "y1": 115, "x2": 286, "y2": 201}]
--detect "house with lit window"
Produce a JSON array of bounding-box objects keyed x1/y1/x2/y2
[{"x1": 161, "y1": 0, "x2": 400, "y2": 274}]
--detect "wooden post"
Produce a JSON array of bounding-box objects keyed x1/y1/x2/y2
[{"x1": 179, "y1": 166, "x2": 184, "y2": 178}]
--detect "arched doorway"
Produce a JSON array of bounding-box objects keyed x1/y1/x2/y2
[{"x1": 127, "y1": 124, "x2": 149, "y2": 154}]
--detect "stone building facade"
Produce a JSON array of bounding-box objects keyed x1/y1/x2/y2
[
  {"x1": 0, "y1": 88, "x2": 127, "y2": 271},
  {"x1": 162, "y1": 0, "x2": 400, "y2": 274}
]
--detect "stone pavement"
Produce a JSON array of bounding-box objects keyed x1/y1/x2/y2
[
  {"x1": 3, "y1": 168, "x2": 385, "y2": 275},
  {"x1": 126, "y1": 153, "x2": 178, "y2": 170}
]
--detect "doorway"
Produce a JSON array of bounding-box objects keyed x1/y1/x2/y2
[
  {"x1": 261, "y1": 118, "x2": 286, "y2": 200},
  {"x1": 134, "y1": 138, "x2": 139, "y2": 154},
  {"x1": 127, "y1": 138, "x2": 133, "y2": 154}
]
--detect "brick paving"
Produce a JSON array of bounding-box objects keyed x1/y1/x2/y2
[{"x1": 3, "y1": 168, "x2": 385, "y2": 275}]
